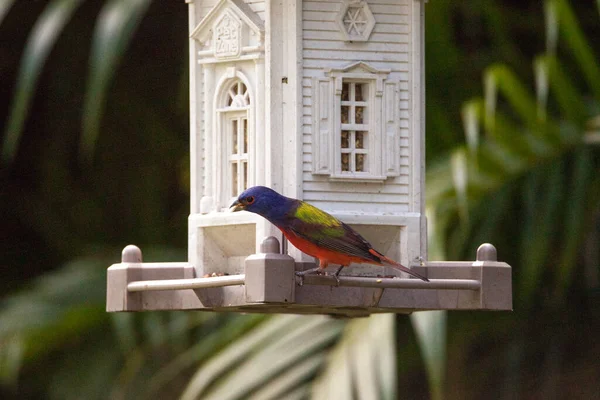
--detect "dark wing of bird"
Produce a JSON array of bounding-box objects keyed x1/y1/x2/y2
[{"x1": 285, "y1": 201, "x2": 381, "y2": 263}]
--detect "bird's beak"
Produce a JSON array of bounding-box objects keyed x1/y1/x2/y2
[{"x1": 230, "y1": 199, "x2": 244, "y2": 212}]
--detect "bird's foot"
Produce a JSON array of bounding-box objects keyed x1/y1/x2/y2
[
  {"x1": 332, "y1": 275, "x2": 340, "y2": 286},
  {"x1": 295, "y1": 267, "x2": 322, "y2": 286},
  {"x1": 330, "y1": 265, "x2": 345, "y2": 287}
]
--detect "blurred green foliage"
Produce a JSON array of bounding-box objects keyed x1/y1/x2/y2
[{"x1": 1, "y1": 0, "x2": 599, "y2": 399}]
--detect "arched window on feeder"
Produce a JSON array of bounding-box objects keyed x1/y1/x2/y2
[{"x1": 217, "y1": 79, "x2": 252, "y2": 209}]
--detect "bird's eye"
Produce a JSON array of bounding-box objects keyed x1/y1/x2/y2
[{"x1": 245, "y1": 196, "x2": 255, "y2": 204}]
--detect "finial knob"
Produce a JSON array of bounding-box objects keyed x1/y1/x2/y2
[
  {"x1": 122, "y1": 245, "x2": 142, "y2": 263},
  {"x1": 476, "y1": 243, "x2": 497, "y2": 262},
  {"x1": 260, "y1": 237, "x2": 281, "y2": 254}
]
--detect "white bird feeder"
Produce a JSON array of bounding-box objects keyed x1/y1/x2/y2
[{"x1": 106, "y1": 0, "x2": 512, "y2": 317}]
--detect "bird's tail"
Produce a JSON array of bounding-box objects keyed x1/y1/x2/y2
[{"x1": 370, "y1": 249, "x2": 429, "y2": 282}]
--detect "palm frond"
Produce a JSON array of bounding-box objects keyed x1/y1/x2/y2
[
  {"x1": 553, "y1": 0, "x2": 600, "y2": 99},
  {"x1": 80, "y1": 0, "x2": 152, "y2": 164},
  {"x1": 311, "y1": 314, "x2": 396, "y2": 400},
  {"x1": 181, "y1": 315, "x2": 344, "y2": 400},
  {"x1": 0, "y1": 256, "x2": 108, "y2": 383},
  {"x1": 411, "y1": 311, "x2": 447, "y2": 400},
  {"x1": 0, "y1": 0, "x2": 16, "y2": 25},
  {"x1": 1, "y1": 0, "x2": 84, "y2": 163},
  {"x1": 427, "y1": 0, "x2": 600, "y2": 306}
]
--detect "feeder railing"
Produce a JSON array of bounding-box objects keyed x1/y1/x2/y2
[
  {"x1": 127, "y1": 274, "x2": 246, "y2": 292},
  {"x1": 106, "y1": 242, "x2": 512, "y2": 316},
  {"x1": 125, "y1": 275, "x2": 481, "y2": 292}
]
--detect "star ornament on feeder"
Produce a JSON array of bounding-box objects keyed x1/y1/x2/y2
[{"x1": 230, "y1": 186, "x2": 430, "y2": 284}]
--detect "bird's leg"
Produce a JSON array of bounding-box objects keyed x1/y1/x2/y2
[
  {"x1": 295, "y1": 266, "x2": 323, "y2": 286},
  {"x1": 331, "y1": 265, "x2": 345, "y2": 286},
  {"x1": 295, "y1": 261, "x2": 329, "y2": 286},
  {"x1": 295, "y1": 266, "x2": 322, "y2": 276}
]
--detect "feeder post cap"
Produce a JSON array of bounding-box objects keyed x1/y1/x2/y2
[
  {"x1": 260, "y1": 236, "x2": 280, "y2": 254},
  {"x1": 109, "y1": 245, "x2": 143, "y2": 312},
  {"x1": 245, "y1": 237, "x2": 295, "y2": 304},
  {"x1": 477, "y1": 243, "x2": 497, "y2": 262},
  {"x1": 122, "y1": 245, "x2": 142, "y2": 263},
  {"x1": 476, "y1": 243, "x2": 512, "y2": 310}
]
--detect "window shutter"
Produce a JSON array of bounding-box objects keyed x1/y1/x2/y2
[
  {"x1": 312, "y1": 78, "x2": 333, "y2": 175},
  {"x1": 384, "y1": 81, "x2": 400, "y2": 177}
]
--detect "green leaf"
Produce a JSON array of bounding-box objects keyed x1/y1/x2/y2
[
  {"x1": 519, "y1": 162, "x2": 565, "y2": 303},
  {"x1": 312, "y1": 314, "x2": 397, "y2": 400},
  {"x1": 544, "y1": 0, "x2": 559, "y2": 54},
  {"x1": 0, "y1": 0, "x2": 16, "y2": 25},
  {"x1": 556, "y1": 149, "x2": 593, "y2": 295},
  {"x1": 2, "y1": 0, "x2": 84, "y2": 164},
  {"x1": 451, "y1": 148, "x2": 469, "y2": 223},
  {"x1": 80, "y1": 0, "x2": 151, "y2": 164},
  {"x1": 411, "y1": 311, "x2": 447, "y2": 400},
  {"x1": 554, "y1": 0, "x2": 600, "y2": 99},
  {"x1": 534, "y1": 55, "x2": 549, "y2": 121},
  {"x1": 181, "y1": 315, "x2": 343, "y2": 400},
  {"x1": 484, "y1": 64, "x2": 544, "y2": 133},
  {"x1": 461, "y1": 100, "x2": 482, "y2": 155},
  {"x1": 245, "y1": 354, "x2": 322, "y2": 400},
  {"x1": 143, "y1": 314, "x2": 264, "y2": 398},
  {"x1": 538, "y1": 55, "x2": 587, "y2": 124},
  {"x1": 0, "y1": 336, "x2": 23, "y2": 386},
  {"x1": 0, "y1": 256, "x2": 108, "y2": 381}
]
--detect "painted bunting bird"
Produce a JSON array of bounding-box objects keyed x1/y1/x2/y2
[{"x1": 230, "y1": 186, "x2": 429, "y2": 282}]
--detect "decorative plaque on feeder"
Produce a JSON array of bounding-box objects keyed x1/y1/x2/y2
[{"x1": 106, "y1": 0, "x2": 512, "y2": 317}]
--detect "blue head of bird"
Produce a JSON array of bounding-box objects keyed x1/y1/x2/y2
[{"x1": 230, "y1": 186, "x2": 293, "y2": 223}]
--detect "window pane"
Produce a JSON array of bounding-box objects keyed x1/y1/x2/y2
[
  {"x1": 341, "y1": 82, "x2": 349, "y2": 101},
  {"x1": 243, "y1": 161, "x2": 248, "y2": 190},
  {"x1": 341, "y1": 106, "x2": 349, "y2": 124},
  {"x1": 232, "y1": 162, "x2": 238, "y2": 196},
  {"x1": 356, "y1": 154, "x2": 366, "y2": 172},
  {"x1": 355, "y1": 83, "x2": 366, "y2": 101},
  {"x1": 355, "y1": 106, "x2": 365, "y2": 124},
  {"x1": 243, "y1": 118, "x2": 248, "y2": 153},
  {"x1": 341, "y1": 131, "x2": 350, "y2": 148},
  {"x1": 341, "y1": 153, "x2": 350, "y2": 171},
  {"x1": 232, "y1": 119, "x2": 238, "y2": 153},
  {"x1": 355, "y1": 131, "x2": 365, "y2": 149}
]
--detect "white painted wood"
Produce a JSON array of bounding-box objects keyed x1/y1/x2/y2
[
  {"x1": 303, "y1": 30, "x2": 410, "y2": 43},
  {"x1": 335, "y1": 0, "x2": 376, "y2": 42},
  {"x1": 187, "y1": 0, "x2": 426, "y2": 279},
  {"x1": 202, "y1": 63, "x2": 215, "y2": 213},
  {"x1": 258, "y1": 0, "x2": 284, "y2": 251},
  {"x1": 304, "y1": 40, "x2": 408, "y2": 53},
  {"x1": 106, "y1": 257, "x2": 512, "y2": 314},
  {"x1": 189, "y1": 0, "x2": 268, "y2": 273},
  {"x1": 311, "y1": 78, "x2": 333, "y2": 175},
  {"x1": 244, "y1": 0, "x2": 265, "y2": 20},
  {"x1": 384, "y1": 81, "x2": 400, "y2": 176},
  {"x1": 304, "y1": 49, "x2": 409, "y2": 63},
  {"x1": 310, "y1": 61, "x2": 401, "y2": 182},
  {"x1": 253, "y1": 58, "x2": 266, "y2": 186},
  {"x1": 190, "y1": 0, "x2": 264, "y2": 43},
  {"x1": 412, "y1": 0, "x2": 427, "y2": 258},
  {"x1": 281, "y1": 0, "x2": 304, "y2": 200},
  {"x1": 189, "y1": 1, "x2": 200, "y2": 215},
  {"x1": 301, "y1": 1, "x2": 419, "y2": 201},
  {"x1": 297, "y1": 0, "x2": 426, "y2": 271}
]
